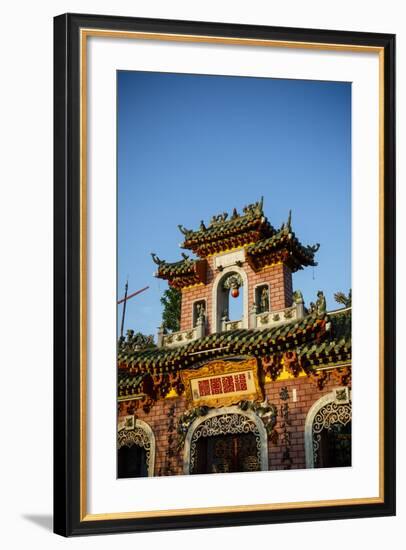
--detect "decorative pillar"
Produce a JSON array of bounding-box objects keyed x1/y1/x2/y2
[
  {"x1": 250, "y1": 302, "x2": 258, "y2": 328},
  {"x1": 157, "y1": 324, "x2": 165, "y2": 347},
  {"x1": 293, "y1": 290, "x2": 305, "y2": 319},
  {"x1": 196, "y1": 313, "x2": 206, "y2": 339}
]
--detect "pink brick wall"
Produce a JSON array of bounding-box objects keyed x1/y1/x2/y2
[
  {"x1": 118, "y1": 373, "x2": 347, "y2": 475},
  {"x1": 180, "y1": 255, "x2": 293, "y2": 332}
]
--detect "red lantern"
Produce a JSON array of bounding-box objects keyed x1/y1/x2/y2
[{"x1": 231, "y1": 287, "x2": 239, "y2": 298}]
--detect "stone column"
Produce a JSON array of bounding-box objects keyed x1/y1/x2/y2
[
  {"x1": 157, "y1": 325, "x2": 165, "y2": 347},
  {"x1": 196, "y1": 314, "x2": 206, "y2": 339},
  {"x1": 250, "y1": 302, "x2": 258, "y2": 329},
  {"x1": 293, "y1": 291, "x2": 305, "y2": 319}
]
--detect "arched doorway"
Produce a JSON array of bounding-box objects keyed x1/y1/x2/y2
[
  {"x1": 305, "y1": 391, "x2": 352, "y2": 468},
  {"x1": 192, "y1": 431, "x2": 259, "y2": 474},
  {"x1": 183, "y1": 407, "x2": 268, "y2": 475},
  {"x1": 117, "y1": 419, "x2": 156, "y2": 478},
  {"x1": 117, "y1": 445, "x2": 148, "y2": 478}
]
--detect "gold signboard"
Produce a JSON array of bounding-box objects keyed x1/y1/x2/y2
[{"x1": 181, "y1": 358, "x2": 262, "y2": 408}]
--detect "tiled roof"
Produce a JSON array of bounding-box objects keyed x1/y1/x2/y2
[
  {"x1": 117, "y1": 309, "x2": 351, "y2": 399},
  {"x1": 246, "y1": 229, "x2": 319, "y2": 271},
  {"x1": 178, "y1": 198, "x2": 275, "y2": 256},
  {"x1": 154, "y1": 200, "x2": 319, "y2": 277},
  {"x1": 118, "y1": 309, "x2": 351, "y2": 375},
  {"x1": 118, "y1": 374, "x2": 144, "y2": 397},
  {"x1": 154, "y1": 257, "x2": 207, "y2": 288},
  {"x1": 182, "y1": 213, "x2": 273, "y2": 249},
  {"x1": 157, "y1": 258, "x2": 197, "y2": 276}
]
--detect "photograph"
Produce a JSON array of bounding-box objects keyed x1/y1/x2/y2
[
  {"x1": 52, "y1": 12, "x2": 395, "y2": 535},
  {"x1": 116, "y1": 71, "x2": 352, "y2": 478},
  {"x1": 0, "y1": 0, "x2": 400, "y2": 545}
]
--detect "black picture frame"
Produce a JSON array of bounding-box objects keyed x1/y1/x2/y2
[{"x1": 54, "y1": 13, "x2": 396, "y2": 537}]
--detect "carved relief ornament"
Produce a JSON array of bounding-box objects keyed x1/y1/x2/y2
[{"x1": 180, "y1": 358, "x2": 263, "y2": 408}]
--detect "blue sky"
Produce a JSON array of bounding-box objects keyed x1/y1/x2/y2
[{"x1": 117, "y1": 71, "x2": 351, "y2": 338}]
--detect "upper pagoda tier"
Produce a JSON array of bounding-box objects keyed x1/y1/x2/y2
[
  {"x1": 152, "y1": 198, "x2": 320, "y2": 288},
  {"x1": 178, "y1": 197, "x2": 274, "y2": 257}
]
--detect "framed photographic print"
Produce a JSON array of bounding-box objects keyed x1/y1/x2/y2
[{"x1": 53, "y1": 13, "x2": 396, "y2": 536}]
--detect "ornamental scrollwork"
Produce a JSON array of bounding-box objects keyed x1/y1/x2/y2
[
  {"x1": 177, "y1": 406, "x2": 210, "y2": 449},
  {"x1": 117, "y1": 426, "x2": 152, "y2": 470},
  {"x1": 189, "y1": 413, "x2": 262, "y2": 473},
  {"x1": 312, "y1": 401, "x2": 352, "y2": 465},
  {"x1": 177, "y1": 400, "x2": 278, "y2": 450},
  {"x1": 238, "y1": 399, "x2": 278, "y2": 438}
]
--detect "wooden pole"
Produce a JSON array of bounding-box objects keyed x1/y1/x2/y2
[
  {"x1": 120, "y1": 280, "x2": 128, "y2": 338},
  {"x1": 118, "y1": 284, "x2": 149, "y2": 338}
]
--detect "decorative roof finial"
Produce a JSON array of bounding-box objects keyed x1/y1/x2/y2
[
  {"x1": 334, "y1": 289, "x2": 352, "y2": 307},
  {"x1": 151, "y1": 252, "x2": 164, "y2": 266},
  {"x1": 242, "y1": 196, "x2": 264, "y2": 218},
  {"x1": 306, "y1": 243, "x2": 320, "y2": 254},
  {"x1": 287, "y1": 209, "x2": 292, "y2": 232},
  {"x1": 315, "y1": 290, "x2": 327, "y2": 317},
  {"x1": 178, "y1": 224, "x2": 192, "y2": 237}
]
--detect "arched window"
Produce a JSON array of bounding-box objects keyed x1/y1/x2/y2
[
  {"x1": 304, "y1": 389, "x2": 352, "y2": 468},
  {"x1": 117, "y1": 419, "x2": 156, "y2": 477},
  {"x1": 227, "y1": 284, "x2": 243, "y2": 322},
  {"x1": 212, "y1": 267, "x2": 249, "y2": 332}
]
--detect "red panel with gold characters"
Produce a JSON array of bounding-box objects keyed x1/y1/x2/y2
[{"x1": 180, "y1": 358, "x2": 263, "y2": 408}]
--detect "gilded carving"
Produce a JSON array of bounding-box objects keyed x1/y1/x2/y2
[{"x1": 180, "y1": 358, "x2": 262, "y2": 408}]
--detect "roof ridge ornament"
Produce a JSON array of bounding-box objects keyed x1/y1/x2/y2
[
  {"x1": 242, "y1": 195, "x2": 264, "y2": 218},
  {"x1": 151, "y1": 252, "x2": 165, "y2": 266},
  {"x1": 306, "y1": 243, "x2": 320, "y2": 254},
  {"x1": 178, "y1": 224, "x2": 192, "y2": 237},
  {"x1": 334, "y1": 289, "x2": 352, "y2": 308},
  {"x1": 209, "y1": 212, "x2": 228, "y2": 226},
  {"x1": 279, "y1": 209, "x2": 292, "y2": 234},
  {"x1": 315, "y1": 290, "x2": 327, "y2": 317}
]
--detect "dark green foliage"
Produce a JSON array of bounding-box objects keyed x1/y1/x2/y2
[{"x1": 160, "y1": 287, "x2": 181, "y2": 332}]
